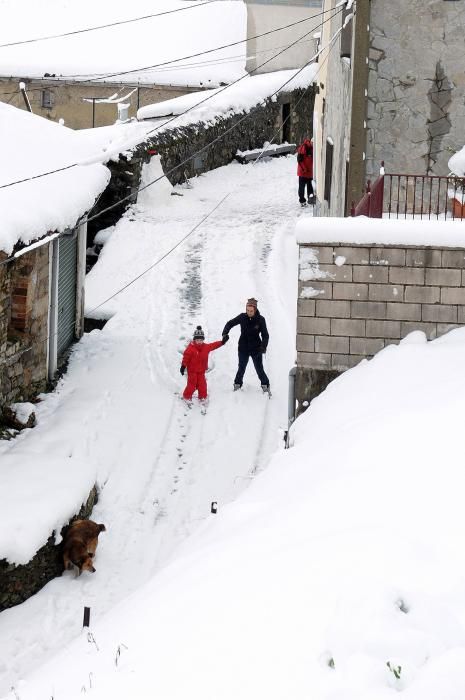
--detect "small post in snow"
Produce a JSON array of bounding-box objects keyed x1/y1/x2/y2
[
  {"x1": 83, "y1": 606, "x2": 91, "y2": 628},
  {"x1": 211, "y1": 501, "x2": 218, "y2": 514}
]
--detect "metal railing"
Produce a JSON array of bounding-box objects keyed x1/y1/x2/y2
[
  {"x1": 384, "y1": 174, "x2": 465, "y2": 220},
  {"x1": 351, "y1": 164, "x2": 465, "y2": 220}
]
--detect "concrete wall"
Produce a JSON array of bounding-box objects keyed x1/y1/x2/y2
[
  {"x1": 0, "y1": 78, "x2": 202, "y2": 130},
  {"x1": 246, "y1": 0, "x2": 322, "y2": 74},
  {"x1": 366, "y1": 0, "x2": 465, "y2": 178},
  {"x1": 294, "y1": 239, "x2": 465, "y2": 413},
  {"x1": 0, "y1": 246, "x2": 50, "y2": 414},
  {"x1": 297, "y1": 242, "x2": 465, "y2": 373}
]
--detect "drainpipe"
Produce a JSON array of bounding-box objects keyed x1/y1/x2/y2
[
  {"x1": 285, "y1": 366, "x2": 297, "y2": 449},
  {"x1": 19, "y1": 82, "x2": 32, "y2": 113}
]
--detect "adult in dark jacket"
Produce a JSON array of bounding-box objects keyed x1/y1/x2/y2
[
  {"x1": 222, "y1": 297, "x2": 270, "y2": 391},
  {"x1": 297, "y1": 137, "x2": 314, "y2": 207}
]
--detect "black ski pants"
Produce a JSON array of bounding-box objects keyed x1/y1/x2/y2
[
  {"x1": 298, "y1": 177, "x2": 313, "y2": 203},
  {"x1": 235, "y1": 350, "x2": 269, "y2": 387}
]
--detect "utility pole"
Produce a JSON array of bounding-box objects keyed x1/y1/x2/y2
[{"x1": 83, "y1": 97, "x2": 97, "y2": 127}]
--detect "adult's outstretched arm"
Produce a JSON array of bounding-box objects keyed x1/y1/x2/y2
[{"x1": 222, "y1": 314, "x2": 242, "y2": 336}]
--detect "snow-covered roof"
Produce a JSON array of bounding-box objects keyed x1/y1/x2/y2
[
  {"x1": 137, "y1": 64, "x2": 319, "y2": 124},
  {"x1": 296, "y1": 216, "x2": 465, "y2": 248},
  {"x1": 0, "y1": 103, "x2": 110, "y2": 254},
  {"x1": 449, "y1": 146, "x2": 465, "y2": 177},
  {"x1": 0, "y1": 0, "x2": 247, "y2": 87}
]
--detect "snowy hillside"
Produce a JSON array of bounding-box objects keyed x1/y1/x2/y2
[{"x1": 5, "y1": 316, "x2": 465, "y2": 698}]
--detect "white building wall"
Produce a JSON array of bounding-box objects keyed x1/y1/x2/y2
[
  {"x1": 313, "y1": 0, "x2": 353, "y2": 216},
  {"x1": 246, "y1": 0, "x2": 323, "y2": 74}
]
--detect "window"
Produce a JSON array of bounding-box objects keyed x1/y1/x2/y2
[
  {"x1": 41, "y1": 89, "x2": 53, "y2": 109},
  {"x1": 340, "y1": 6, "x2": 353, "y2": 60},
  {"x1": 324, "y1": 139, "x2": 334, "y2": 206}
]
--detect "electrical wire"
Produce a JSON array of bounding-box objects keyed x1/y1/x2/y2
[
  {"x1": 79, "y1": 27, "x2": 344, "y2": 318},
  {"x1": 88, "y1": 6, "x2": 344, "y2": 221},
  {"x1": 0, "y1": 5, "x2": 343, "y2": 193},
  {"x1": 1, "y1": 4, "x2": 339, "y2": 85},
  {"x1": 0, "y1": 1, "x2": 216, "y2": 49},
  {"x1": 2, "y1": 19, "x2": 343, "y2": 357},
  {"x1": 0, "y1": 36, "x2": 317, "y2": 97}
]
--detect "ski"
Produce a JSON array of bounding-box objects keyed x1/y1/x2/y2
[{"x1": 261, "y1": 385, "x2": 272, "y2": 399}]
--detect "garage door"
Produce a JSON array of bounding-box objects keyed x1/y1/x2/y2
[{"x1": 57, "y1": 232, "x2": 78, "y2": 359}]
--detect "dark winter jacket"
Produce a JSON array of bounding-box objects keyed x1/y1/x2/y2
[
  {"x1": 222, "y1": 310, "x2": 269, "y2": 353},
  {"x1": 297, "y1": 139, "x2": 313, "y2": 179},
  {"x1": 182, "y1": 340, "x2": 223, "y2": 374}
]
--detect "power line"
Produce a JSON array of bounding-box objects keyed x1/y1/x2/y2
[
  {"x1": 88, "y1": 7, "x2": 344, "y2": 221},
  {"x1": 1, "y1": 4, "x2": 338, "y2": 85},
  {"x1": 83, "y1": 28, "x2": 343, "y2": 314},
  {"x1": 0, "y1": 1, "x2": 216, "y2": 49},
  {"x1": 0, "y1": 37, "x2": 317, "y2": 98},
  {"x1": 0, "y1": 5, "x2": 343, "y2": 193},
  {"x1": 0, "y1": 37, "x2": 315, "y2": 97},
  {"x1": 3, "y1": 18, "x2": 344, "y2": 357}
]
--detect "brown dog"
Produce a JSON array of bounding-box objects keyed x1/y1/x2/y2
[{"x1": 62, "y1": 519, "x2": 106, "y2": 575}]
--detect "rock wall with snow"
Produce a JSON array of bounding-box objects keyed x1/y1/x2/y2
[
  {"x1": 89, "y1": 88, "x2": 315, "y2": 234},
  {"x1": 0, "y1": 487, "x2": 98, "y2": 612}
]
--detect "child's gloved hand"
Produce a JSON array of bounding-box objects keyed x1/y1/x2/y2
[
  {"x1": 222, "y1": 334, "x2": 229, "y2": 344},
  {"x1": 180, "y1": 365, "x2": 186, "y2": 376}
]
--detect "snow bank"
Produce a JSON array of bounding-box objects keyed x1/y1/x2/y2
[
  {"x1": 0, "y1": 452, "x2": 96, "y2": 565},
  {"x1": 137, "y1": 65, "x2": 319, "y2": 125},
  {"x1": 296, "y1": 215, "x2": 465, "y2": 248},
  {"x1": 449, "y1": 146, "x2": 465, "y2": 177},
  {"x1": 10, "y1": 327, "x2": 465, "y2": 699},
  {"x1": 0, "y1": 103, "x2": 110, "y2": 254},
  {"x1": 0, "y1": 0, "x2": 246, "y2": 87}
]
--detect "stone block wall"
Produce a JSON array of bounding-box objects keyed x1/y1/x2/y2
[
  {"x1": 0, "y1": 245, "x2": 50, "y2": 413},
  {"x1": 297, "y1": 243, "x2": 465, "y2": 373}
]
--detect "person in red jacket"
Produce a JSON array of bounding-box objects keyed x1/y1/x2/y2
[
  {"x1": 180, "y1": 325, "x2": 227, "y2": 403},
  {"x1": 297, "y1": 138, "x2": 314, "y2": 207}
]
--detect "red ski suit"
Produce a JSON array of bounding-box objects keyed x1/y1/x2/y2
[
  {"x1": 297, "y1": 139, "x2": 313, "y2": 178},
  {"x1": 182, "y1": 340, "x2": 223, "y2": 400}
]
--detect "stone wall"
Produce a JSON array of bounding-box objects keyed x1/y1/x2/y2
[
  {"x1": 0, "y1": 246, "x2": 50, "y2": 414},
  {"x1": 0, "y1": 487, "x2": 98, "y2": 612},
  {"x1": 297, "y1": 242, "x2": 465, "y2": 374},
  {"x1": 89, "y1": 88, "x2": 315, "y2": 239},
  {"x1": 367, "y1": 0, "x2": 465, "y2": 178}
]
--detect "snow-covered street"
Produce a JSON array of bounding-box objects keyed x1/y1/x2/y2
[{"x1": 0, "y1": 155, "x2": 304, "y2": 693}]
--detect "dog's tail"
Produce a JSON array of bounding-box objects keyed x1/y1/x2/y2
[{"x1": 98, "y1": 524, "x2": 106, "y2": 532}]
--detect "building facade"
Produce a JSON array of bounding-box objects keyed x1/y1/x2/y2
[
  {"x1": 245, "y1": 0, "x2": 323, "y2": 74},
  {"x1": 313, "y1": 0, "x2": 465, "y2": 217},
  {"x1": 0, "y1": 78, "x2": 203, "y2": 130}
]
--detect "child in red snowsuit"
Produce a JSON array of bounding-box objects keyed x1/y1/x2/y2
[{"x1": 180, "y1": 325, "x2": 227, "y2": 401}]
